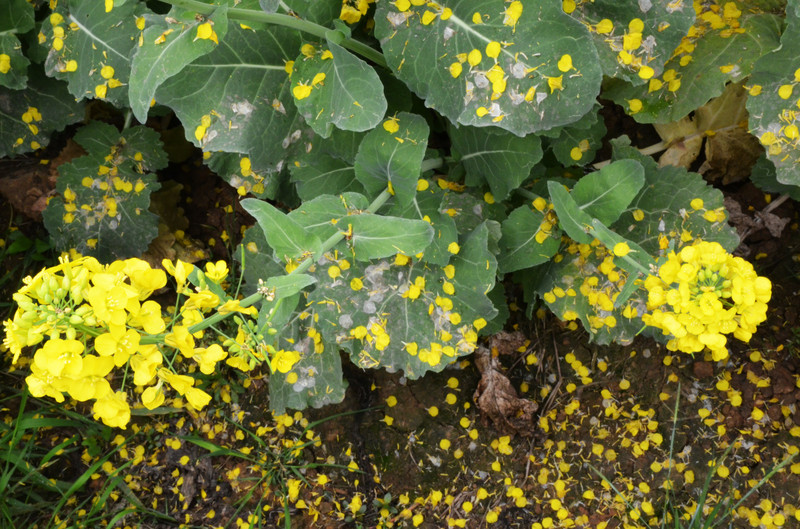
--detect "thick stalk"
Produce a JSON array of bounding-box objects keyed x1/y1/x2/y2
[{"x1": 163, "y1": 0, "x2": 387, "y2": 68}]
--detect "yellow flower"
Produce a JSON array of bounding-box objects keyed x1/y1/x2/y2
[
  {"x1": 92, "y1": 391, "x2": 131, "y2": 428},
  {"x1": 273, "y1": 349, "x2": 301, "y2": 373},
  {"x1": 142, "y1": 385, "x2": 165, "y2": 409},
  {"x1": 642, "y1": 240, "x2": 771, "y2": 360},
  {"x1": 202, "y1": 260, "x2": 229, "y2": 283},
  {"x1": 612, "y1": 242, "x2": 631, "y2": 257},
  {"x1": 196, "y1": 22, "x2": 218, "y2": 44}
]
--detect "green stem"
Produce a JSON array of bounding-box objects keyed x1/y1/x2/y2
[{"x1": 163, "y1": 0, "x2": 388, "y2": 68}]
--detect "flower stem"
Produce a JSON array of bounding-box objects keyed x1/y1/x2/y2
[{"x1": 162, "y1": 0, "x2": 387, "y2": 68}]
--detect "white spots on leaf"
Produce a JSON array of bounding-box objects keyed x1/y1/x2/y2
[
  {"x1": 638, "y1": 0, "x2": 652, "y2": 12},
  {"x1": 443, "y1": 26, "x2": 455, "y2": 41},
  {"x1": 231, "y1": 100, "x2": 255, "y2": 116},
  {"x1": 473, "y1": 72, "x2": 489, "y2": 89},
  {"x1": 510, "y1": 61, "x2": 527, "y2": 79},
  {"x1": 535, "y1": 92, "x2": 547, "y2": 104},
  {"x1": 387, "y1": 11, "x2": 412, "y2": 28},
  {"x1": 271, "y1": 98, "x2": 286, "y2": 115},
  {"x1": 282, "y1": 129, "x2": 302, "y2": 149}
]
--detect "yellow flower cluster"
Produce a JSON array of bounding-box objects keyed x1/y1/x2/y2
[
  {"x1": 642, "y1": 240, "x2": 771, "y2": 361},
  {"x1": 2, "y1": 255, "x2": 284, "y2": 429}
]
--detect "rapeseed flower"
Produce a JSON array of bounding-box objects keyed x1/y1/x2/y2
[{"x1": 642, "y1": 240, "x2": 771, "y2": 361}]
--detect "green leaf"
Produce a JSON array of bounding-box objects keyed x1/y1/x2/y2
[
  {"x1": 605, "y1": 11, "x2": 782, "y2": 123},
  {"x1": 449, "y1": 221, "x2": 498, "y2": 325},
  {"x1": 259, "y1": 0, "x2": 280, "y2": 12},
  {"x1": 0, "y1": 68, "x2": 84, "y2": 158},
  {"x1": 42, "y1": 125, "x2": 164, "y2": 261},
  {"x1": 287, "y1": 192, "x2": 369, "y2": 241},
  {"x1": 0, "y1": 0, "x2": 35, "y2": 89},
  {"x1": 749, "y1": 155, "x2": 800, "y2": 201},
  {"x1": 307, "y1": 230, "x2": 491, "y2": 379},
  {"x1": 547, "y1": 180, "x2": 595, "y2": 244},
  {"x1": 547, "y1": 107, "x2": 607, "y2": 167},
  {"x1": 609, "y1": 136, "x2": 739, "y2": 253},
  {"x1": 747, "y1": 12, "x2": 800, "y2": 186},
  {"x1": 157, "y1": 23, "x2": 305, "y2": 175},
  {"x1": 283, "y1": 0, "x2": 340, "y2": 26},
  {"x1": 129, "y1": 8, "x2": 229, "y2": 123},
  {"x1": 265, "y1": 274, "x2": 317, "y2": 300},
  {"x1": 240, "y1": 198, "x2": 323, "y2": 261},
  {"x1": 268, "y1": 317, "x2": 347, "y2": 415},
  {"x1": 43, "y1": 0, "x2": 147, "y2": 106},
  {"x1": 566, "y1": 0, "x2": 695, "y2": 85},
  {"x1": 346, "y1": 214, "x2": 434, "y2": 261},
  {"x1": 374, "y1": 0, "x2": 602, "y2": 135},
  {"x1": 73, "y1": 121, "x2": 169, "y2": 172},
  {"x1": 535, "y1": 244, "x2": 644, "y2": 346},
  {"x1": 499, "y1": 205, "x2": 560, "y2": 274},
  {"x1": 386, "y1": 179, "x2": 459, "y2": 266},
  {"x1": 571, "y1": 159, "x2": 645, "y2": 226},
  {"x1": 291, "y1": 38, "x2": 387, "y2": 137},
  {"x1": 290, "y1": 153, "x2": 363, "y2": 201},
  {"x1": 450, "y1": 125, "x2": 542, "y2": 200},
  {"x1": 205, "y1": 152, "x2": 282, "y2": 199},
  {"x1": 354, "y1": 112, "x2": 429, "y2": 205}
]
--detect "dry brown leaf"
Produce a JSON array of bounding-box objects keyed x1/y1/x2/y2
[
  {"x1": 473, "y1": 346, "x2": 538, "y2": 436},
  {"x1": 489, "y1": 330, "x2": 527, "y2": 356}
]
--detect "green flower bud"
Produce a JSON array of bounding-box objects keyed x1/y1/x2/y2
[
  {"x1": 66, "y1": 327, "x2": 76, "y2": 340},
  {"x1": 69, "y1": 314, "x2": 84, "y2": 325}
]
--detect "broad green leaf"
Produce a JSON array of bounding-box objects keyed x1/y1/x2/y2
[
  {"x1": 374, "y1": 0, "x2": 602, "y2": 136},
  {"x1": 42, "y1": 128, "x2": 163, "y2": 262},
  {"x1": 290, "y1": 153, "x2": 363, "y2": 200},
  {"x1": 547, "y1": 107, "x2": 607, "y2": 167},
  {"x1": 259, "y1": 0, "x2": 280, "y2": 12},
  {"x1": 43, "y1": 0, "x2": 147, "y2": 106},
  {"x1": 354, "y1": 112, "x2": 429, "y2": 205},
  {"x1": 450, "y1": 221, "x2": 498, "y2": 325},
  {"x1": 547, "y1": 180, "x2": 594, "y2": 244},
  {"x1": 571, "y1": 159, "x2": 645, "y2": 226},
  {"x1": 747, "y1": 12, "x2": 800, "y2": 186},
  {"x1": 609, "y1": 136, "x2": 739, "y2": 253},
  {"x1": 386, "y1": 178, "x2": 459, "y2": 266},
  {"x1": 129, "y1": 8, "x2": 229, "y2": 123},
  {"x1": 535, "y1": 242, "x2": 644, "y2": 346},
  {"x1": 240, "y1": 198, "x2": 323, "y2": 261},
  {"x1": 283, "y1": 0, "x2": 340, "y2": 26},
  {"x1": 749, "y1": 156, "x2": 800, "y2": 201},
  {"x1": 73, "y1": 122, "x2": 169, "y2": 172},
  {"x1": 308, "y1": 229, "x2": 492, "y2": 379},
  {"x1": 268, "y1": 316, "x2": 347, "y2": 414},
  {"x1": 499, "y1": 205, "x2": 560, "y2": 274},
  {"x1": 0, "y1": 68, "x2": 84, "y2": 158},
  {"x1": 566, "y1": 0, "x2": 695, "y2": 85},
  {"x1": 291, "y1": 38, "x2": 387, "y2": 137},
  {"x1": 206, "y1": 151, "x2": 282, "y2": 199},
  {"x1": 157, "y1": 24, "x2": 305, "y2": 175},
  {"x1": 450, "y1": 125, "x2": 542, "y2": 200},
  {"x1": 347, "y1": 214, "x2": 434, "y2": 261},
  {"x1": 0, "y1": 0, "x2": 35, "y2": 88},
  {"x1": 605, "y1": 11, "x2": 781, "y2": 123},
  {"x1": 287, "y1": 192, "x2": 369, "y2": 241}
]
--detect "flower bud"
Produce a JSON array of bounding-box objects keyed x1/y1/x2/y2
[
  {"x1": 69, "y1": 314, "x2": 84, "y2": 325},
  {"x1": 66, "y1": 327, "x2": 77, "y2": 340}
]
